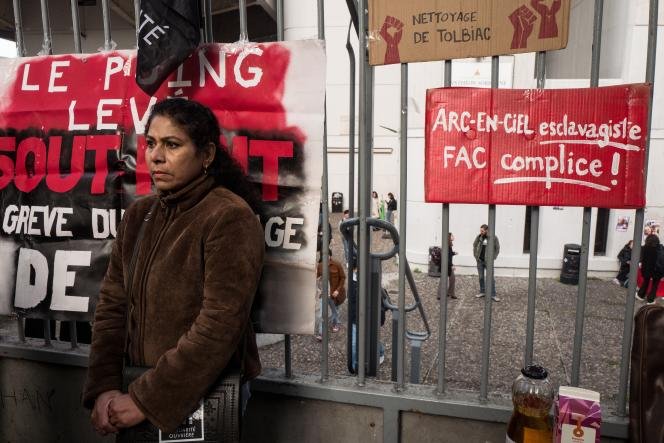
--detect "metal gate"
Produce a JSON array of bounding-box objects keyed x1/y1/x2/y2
[{"x1": 0, "y1": 0, "x2": 660, "y2": 441}]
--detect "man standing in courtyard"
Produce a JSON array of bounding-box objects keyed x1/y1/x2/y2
[{"x1": 474, "y1": 224, "x2": 501, "y2": 302}]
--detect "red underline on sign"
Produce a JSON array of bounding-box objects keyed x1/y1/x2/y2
[
  {"x1": 539, "y1": 139, "x2": 640, "y2": 151},
  {"x1": 493, "y1": 177, "x2": 611, "y2": 191}
]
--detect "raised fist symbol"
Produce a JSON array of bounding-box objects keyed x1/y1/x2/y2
[
  {"x1": 531, "y1": 0, "x2": 562, "y2": 38},
  {"x1": 380, "y1": 15, "x2": 404, "y2": 64},
  {"x1": 509, "y1": 5, "x2": 537, "y2": 49}
]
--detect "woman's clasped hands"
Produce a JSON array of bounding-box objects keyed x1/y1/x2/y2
[{"x1": 91, "y1": 390, "x2": 146, "y2": 436}]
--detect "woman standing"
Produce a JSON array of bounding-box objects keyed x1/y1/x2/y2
[
  {"x1": 83, "y1": 99, "x2": 264, "y2": 435},
  {"x1": 386, "y1": 192, "x2": 397, "y2": 225},
  {"x1": 637, "y1": 234, "x2": 662, "y2": 304}
]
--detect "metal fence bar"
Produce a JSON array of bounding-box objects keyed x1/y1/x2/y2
[
  {"x1": 43, "y1": 320, "x2": 52, "y2": 346},
  {"x1": 17, "y1": 317, "x2": 25, "y2": 342},
  {"x1": 436, "y1": 59, "x2": 452, "y2": 395},
  {"x1": 347, "y1": 23, "x2": 356, "y2": 218},
  {"x1": 239, "y1": 0, "x2": 248, "y2": 41},
  {"x1": 395, "y1": 62, "x2": 407, "y2": 391},
  {"x1": 39, "y1": 0, "x2": 53, "y2": 54},
  {"x1": 479, "y1": 56, "x2": 499, "y2": 401},
  {"x1": 617, "y1": 0, "x2": 659, "y2": 416},
  {"x1": 274, "y1": 0, "x2": 292, "y2": 379},
  {"x1": 100, "y1": 0, "x2": 113, "y2": 51},
  {"x1": 571, "y1": 0, "x2": 603, "y2": 386},
  {"x1": 357, "y1": 0, "x2": 370, "y2": 386},
  {"x1": 70, "y1": 0, "x2": 82, "y2": 53},
  {"x1": 524, "y1": 52, "x2": 546, "y2": 367},
  {"x1": 12, "y1": 0, "x2": 25, "y2": 56},
  {"x1": 317, "y1": 0, "x2": 331, "y2": 383},
  {"x1": 202, "y1": 0, "x2": 213, "y2": 43},
  {"x1": 69, "y1": 322, "x2": 78, "y2": 349},
  {"x1": 276, "y1": 0, "x2": 284, "y2": 42},
  {"x1": 133, "y1": 0, "x2": 140, "y2": 46}
]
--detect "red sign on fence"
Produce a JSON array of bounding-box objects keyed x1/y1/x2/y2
[{"x1": 425, "y1": 84, "x2": 650, "y2": 208}]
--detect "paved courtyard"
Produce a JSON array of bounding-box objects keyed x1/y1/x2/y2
[
  {"x1": 257, "y1": 213, "x2": 647, "y2": 417},
  {"x1": 0, "y1": 213, "x2": 648, "y2": 418}
]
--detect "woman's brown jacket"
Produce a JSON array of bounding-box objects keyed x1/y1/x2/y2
[{"x1": 82, "y1": 175, "x2": 264, "y2": 432}]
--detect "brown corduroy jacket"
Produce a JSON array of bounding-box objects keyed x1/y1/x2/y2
[{"x1": 82, "y1": 175, "x2": 264, "y2": 432}]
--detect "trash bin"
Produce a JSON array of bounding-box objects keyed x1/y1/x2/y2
[
  {"x1": 560, "y1": 243, "x2": 581, "y2": 285},
  {"x1": 331, "y1": 192, "x2": 343, "y2": 213},
  {"x1": 428, "y1": 246, "x2": 441, "y2": 277}
]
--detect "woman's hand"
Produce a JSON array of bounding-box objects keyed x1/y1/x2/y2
[
  {"x1": 91, "y1": 390, "x2": 121, "y2": 435},
  {"x1": 332, "y1": 290, "x2": 339, "y2": 298},
  {"x1": 107, "y1": 394, "x2": 146, "y2": 429}
]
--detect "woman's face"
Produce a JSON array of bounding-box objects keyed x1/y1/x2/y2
[
  {"x1": 372, "y1": 191, "x2": 377, "y2": 198},
  {"x1": 146, "y1": 115, "x2": 214, "y2": 193}
]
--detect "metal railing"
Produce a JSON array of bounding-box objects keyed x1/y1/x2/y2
[{"x1": 1, "y1": 1, "x2": 660, "y2": 442}]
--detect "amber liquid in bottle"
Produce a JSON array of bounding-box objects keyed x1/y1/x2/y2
[{"x1": 506, "y1": 396, "x2": 553, "y2": 443}]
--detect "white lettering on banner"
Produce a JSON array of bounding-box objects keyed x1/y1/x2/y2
[
  {"x1": 96, "y1": 99, "x2": 123, "y2": 130},
  {"x1": 50, "y1": 250, "x2": 91, "y2": 312},
  {"x1": 104, "y1": 56, "x2": 125, "y2": 90},
  {"x1": 91, "y1": 208, "x2": 123, "y2": 239},
  {"x1": 235, "y1": 47, "x2": 264, "y2": 88},
  {"x1": 431, "y1": 109, "x2": 643, "y2": 146},
  {"x1": 130, "y1": 96, "x2": 157, "y2": 135},
  {"x1": 264, "y1": 216, "x2": 303, "y2": 250},
  {"x1": 496, "y1": 144, "x2": 607, "y2": 190},
  {"x1": 21, "y1": 64, "x2": 39, "y2": 91},
  {"x1": 14, "y1": 248, "x2": 49, "y2": 309},
  {"x1": 198, "y1": 49, "x2": 226, "y2": 88},
  {"x1": 14, "y1": 248, "x2": 92, "y2": 311},
  {"x1": 68, "y1": 100, "x2": 90, "y2": 131},
  {"x1": 443, "y1": 145, "x2": 486, "y2": 169},
  {"x1": 2, "y1": 205, "x2": 73, "y2": 237},
  {"x1": 48, "y1": 61, "x2": 70, "y2": 93},
  {"x1": 283, "y1": 217, "x2": 304, "y2": 250}
]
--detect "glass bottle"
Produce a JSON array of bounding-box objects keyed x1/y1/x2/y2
[{"x1": 506, "y1": 365, "x2": 554, "y2": 443}]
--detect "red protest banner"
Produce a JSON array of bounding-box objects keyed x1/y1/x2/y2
[
  {"x1": 425, "y1": 85, "x2": 650, "y2": 208},
  {"x1": 0, "y1": 42, "x2": 326, "y2": 334}
]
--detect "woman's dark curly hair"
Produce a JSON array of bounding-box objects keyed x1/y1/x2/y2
[{"x1": 145, "y1": 98, "x2": 261, "y2": 213}]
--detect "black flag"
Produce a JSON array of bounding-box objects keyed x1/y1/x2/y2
[{"x1": 136, "y1": 0, "x2": 201, "y2": 95}]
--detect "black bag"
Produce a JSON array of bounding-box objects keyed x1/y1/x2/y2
[
  {"x1": 118, "y1": 367, "x2": 242, "y2": 443},
  {"x1": 629, "y1": 304, "x2": 664, "y2": 443}
]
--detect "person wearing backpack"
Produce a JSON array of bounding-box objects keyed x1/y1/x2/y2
[{"x1": 636, "y1": 234, "x2": 664, "y2": 304}]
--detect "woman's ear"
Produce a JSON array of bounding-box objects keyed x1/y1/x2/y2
[{"x1": 203, "y1": 142, "x2": 216, "y2": 166}]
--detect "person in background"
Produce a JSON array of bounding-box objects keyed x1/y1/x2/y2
[
  {"x1": 636, "y1": 234, "x2": 662, "y2": 305},
  {"x1": 315, "y1": 251, "x2": 345, "y2": 341},
  {"x1": 371, "y1": 191, "x2": 380, "y2": 218},
  {"x1": 437, "y1": 232, "x2": 458, "y2": 300},
  {"x1": 386, "y1": 192, "x2": 397, "y2": 225},
  {"x1": 473, "y1": 224, "x2": 501, "y2": 302},
  {"x1": 371, "y1": 191, "x2": 381, "y2": 231},
  {"x1": 613, "y1": 240, "x2": 633, "y2": 288},
  {"x1": 340, "y1": 209, "x2": 351, "y2": 265}
]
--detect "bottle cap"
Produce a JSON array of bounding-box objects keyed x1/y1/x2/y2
[{"x1": 521, "y1": 365, "x2": 548, "y2": 380}]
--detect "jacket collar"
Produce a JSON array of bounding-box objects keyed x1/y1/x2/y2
[{"x1": 157, "y1": 174, "x2": 216, "y2": 212}]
